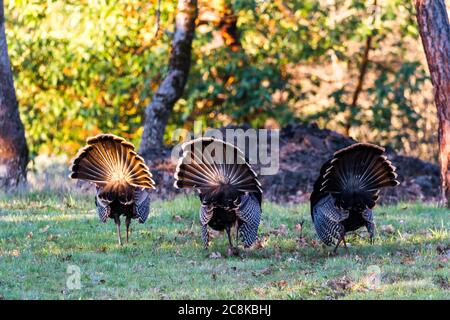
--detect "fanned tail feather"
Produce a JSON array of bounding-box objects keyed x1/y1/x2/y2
[
  {"x1": 70, "y1": 134, "x2": 155, "y2": 203},
  {"x1": 173, "y1": 137, "x2": 262, "y2": 195},
  {"x1": 311, "y1": 143, "x2": 399, "y2": 211}
]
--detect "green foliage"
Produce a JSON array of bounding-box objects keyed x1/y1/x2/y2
[
  {"x1": 7, "y1": 0, "x2": 173, "y2": 155},
  {"x1": 5, "y1": 0, "x2": 430, "y2": 158}
]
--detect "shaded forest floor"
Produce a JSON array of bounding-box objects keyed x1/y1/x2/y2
[{"x1": 0, "y1": 192, "x2": 448, "y2": 299}]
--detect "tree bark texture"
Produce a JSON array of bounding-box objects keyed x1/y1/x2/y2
[
  {"x1": 415, "y1": 0, "x2": 450, "y2": 206},
  {"x1": 140, "y1": 0, "x2": 198, "y2": 160},
  {"x1": 0, "y1": 0, "x2": 28, "y2": 190}
]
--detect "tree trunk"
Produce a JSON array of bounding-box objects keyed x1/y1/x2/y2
[
  {"x1": 0, "y1": 0, "x2": 28, "y2": 190},
  {"x1": 415, "y1": 0, "x2": 450, "y2": 207},
  {"x1": 140, "y1": 0, "x2": 197, "y2": 160}
]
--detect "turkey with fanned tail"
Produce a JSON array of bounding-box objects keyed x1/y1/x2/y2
[
  {"x1": 70, "y1": 134, "x2": 155, "y2": 245},
  {"x1": 174, "y1": 137, "x2": 262, "y2": 253},
  {"x1": 310, "y1": 143, "x2": 399, "y2": 254}
]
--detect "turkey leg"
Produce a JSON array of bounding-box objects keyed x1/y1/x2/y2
[
  {"x1": 125, "y1": 216, "x2": 131, "y2": 243},
  {"x1": 114, "y1": 216, "x2": 122, "y2": 246}
]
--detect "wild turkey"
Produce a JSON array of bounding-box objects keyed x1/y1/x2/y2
[
  {"x1": 174, "y1": 137, "x2": 262, "y2": 253},
  {"x1": 310, "y1": 143, "x2": 399, "y2": 253},
  {"x1": 70, "y1": 134, "x2": 155, "y2": 245}
]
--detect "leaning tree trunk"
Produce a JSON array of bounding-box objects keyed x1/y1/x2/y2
[
  {"x1": 415, "y1": 0, "x2": 450, "y2": 207},
  {"x1": 140, "y1": 0, "x2": 197, "y2": 160},
  {"x1": 0, "y1": 0, "x2": 28, "y2": 190}
]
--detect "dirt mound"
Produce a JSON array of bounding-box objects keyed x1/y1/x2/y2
[
  {"x1": 262, "y1": 123, "x2": 439, "y2": 203},
  {"x1": 147, "y1": 123, "x2": 440, "y2": 204}
]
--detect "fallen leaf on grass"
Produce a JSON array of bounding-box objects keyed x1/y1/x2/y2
[
  {"x1": 177, "y1": 229, "x2": 195, "y2": 236},
  {"x1": 271, "y1": 280, "x2": 288, "y2": 289},
  {"x1": 209, "y1": 251, "x2": 222, "y2": 259},
  {"x1": 297, "y1": 236, "x2": 309, "y2": 247},
  {"x1": 252, "y1": 235, "x2": 269, "y2": 249},
  {"x1": 172, "y1": 215, "x2": 184, "y2": 222},
  {"x1": 310, "y1": 239, "x2": 320, "y2": 248},
  {"x1": 327, "y1": 276, "x2": 354, "y2": 292},
  {"x1": 47, "y1": 234, "x2": 58, "y2": 241},
  {"x1": 11, "y1": 249, "x2": 20, "y2": 257},
  {"x1": 252, "y1": 267, "x2": 271, "y2": 277},
  {"x1": 275, "y1": 224, "x2": 288, "y2": 236},
  {"x1": 39, "y1": 225, "x2": 50, "y2": 233},
  {"x1": 380, "y1": 224, "x2": 395, "y2": 234},
  {"x1": 254, "y1": 288, "x2": 265, "y2": 296},
  {"x1": 401, "y1": 257, "x2": 416, "y2": 265},
  {"x1": 294, "y1": 221, "x2": 304, "y2": 233},
  {"x1": 96, "y1": 246, "x2": 107, "y2": 253}
]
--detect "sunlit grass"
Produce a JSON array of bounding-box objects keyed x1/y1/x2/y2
[{"x1": 0, "y1": 193, "x2": 448, "y2": 299}]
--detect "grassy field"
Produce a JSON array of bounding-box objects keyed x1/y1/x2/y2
[{"x1": 0, "y1": 192, "x2": 448, "y2": 300}]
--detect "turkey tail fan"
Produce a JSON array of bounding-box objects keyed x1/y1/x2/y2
[
  {"x1": 314, "y1": 143, "x2": 399, "y2": 210},
  {"x1": 310, "y1": 158, "x2": 332, "y2": 213},
  {"x1": 173, "y1": 137, "x2": 262, "y2": 195},
  {"x1": 70, "y1": 134, "x2": 155, "y2": 200}
]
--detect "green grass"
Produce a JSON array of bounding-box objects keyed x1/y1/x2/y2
[{"x1": 0, "y1": 192, "x2": 448, "y2": 300}]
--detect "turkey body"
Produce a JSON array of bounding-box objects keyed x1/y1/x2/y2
[
  {"x1": 174, "y1": 137, "x2": 263, "y2": 250},
  {"x1": 70, "y1": 134, "x2": 155, "y2": 245},
  {"x1": 206, "y1": 207, "x2": 237, "y2": 232},
  {"x1": 310, "y1": 143, "x2": 399, "y2": 253}
]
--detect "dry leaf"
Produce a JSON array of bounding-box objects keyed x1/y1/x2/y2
[
  {"x1": 11, "y1": 249, "x2": 20, "y2": 257},
  {"x1": 254, "y1": 288, "x2": 265, "y2": 295},
  {"x1": 209, "y1": 251, "x2": 222, "y2": 259},
  {"x1": 401, "y1": 257, "x2": 415, "y2": 265},
  {"x1": 47, "y1": 234, "x2": 58, "y2": 241},
  {"x1": 253, "y1": 235, "x2": 269, "y2": 249},
  {"x1": 96, "y1": 246, "x2": 107, "y2": 253},
  {"x1": 380, "y1": 224, "x2": 395, "y2": 234},
  {"x1": 275, "y1": 224, "x2": 288, "y2": 236},
  {"x1": 39, "y1": 225, "x2": 50, "y2": 233},
  {"x1": 252, "y1": 267, "x2": 272, "y2": 277},
  {"x1": 327, "y1": 276, "x2": 354, "y2": 291},
  {"x1": 271, "y1": 280, "x2": 288, "y2": 289},
  {"x1": 297, "y1": 236, "x2": 308, "y2": 247},
  {"x1": 310, "y1": 239, "x2": 320, "y2": 247}
]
